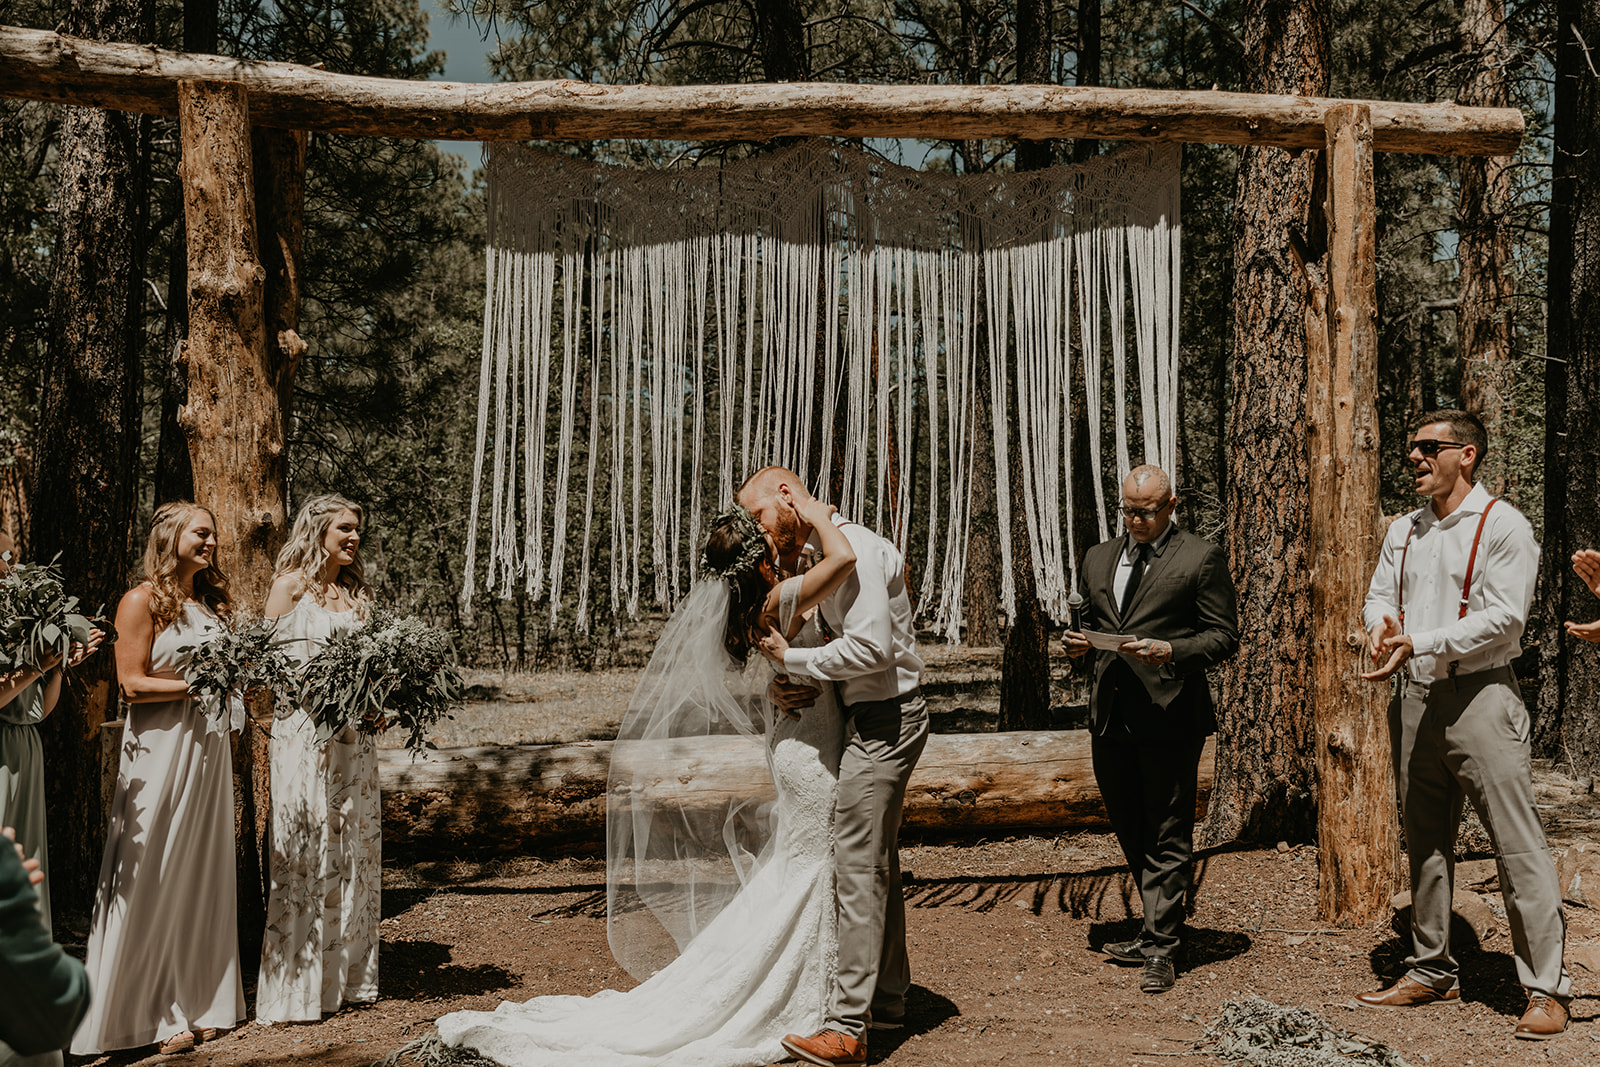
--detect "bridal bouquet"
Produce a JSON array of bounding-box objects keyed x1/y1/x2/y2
[
  {"x1": 301, "y1": 609, "x2": 464, "y2": 755},
  {"x1": 0, "y1": 553, "x2": 108, "y2": 672},
  {"x1": 180, "y1": 617, "x2": 299, "y2": 730}
]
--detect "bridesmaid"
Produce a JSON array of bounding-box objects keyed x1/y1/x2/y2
[
  {"x1": 72, "y1": 503, "x2": 244, "y2": 1057},
  {"x1": 255, "y1": 494, "x2": 381, "y2": 1024},
  {"x1": 0, "y1": 531, "x2": 103, "y2": 935}
]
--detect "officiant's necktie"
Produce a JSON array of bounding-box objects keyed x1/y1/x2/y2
[{"x1": 1121, "y1": 543, "x2": 1149, "y2": 613}]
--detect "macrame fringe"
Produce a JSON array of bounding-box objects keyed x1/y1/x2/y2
[{"x1": 463, "y1": 139, "x2": 1181, "y2": 639}]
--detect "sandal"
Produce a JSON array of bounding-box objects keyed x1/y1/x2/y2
[
  {"x1": 158, "y1": 1031, "x2": 196, "y2": 1055},
  {"x1": 194, "y1": 1028, "x2": 223, "y2": 1043}
]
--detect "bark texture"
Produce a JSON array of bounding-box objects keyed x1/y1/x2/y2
[
  {"x1": 1536, "y1": 0, "x2": 1600, "y2": 771},
  {"x1": 30, "y1": 0, "x2": 150, "y2": 916},
  {"x1": 178, "y1": 82, "x2": 302, "y2": 955},
  {"x1": 1203, "y1": 0, "x2": 1328, "y2": 847},
  {"x1": 0, "y1": 26, "x2": 1522, "y2": 153},
  {"x1": 1308, "y1": 106, "x2": 1400, "y2": 924},
  {"x1": 1455, "y1": 0, "x2": 1517, "y2": 499},
  {"x1": 380, "y1": 734, "x2": 1219, "y2": 859}
]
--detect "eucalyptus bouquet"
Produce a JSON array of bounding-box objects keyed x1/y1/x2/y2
[
  {"x1": 301, "y1": 609, "x2": 464, "y2": 755},
  {"x1": 0, "y1": 553, "x2": 107, "y2": 673},
  {"x1": 180, "y1": 617, "x2": 299, "y2": 731}
]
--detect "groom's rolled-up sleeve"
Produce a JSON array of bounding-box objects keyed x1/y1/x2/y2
[{"x1": 782, "y1": 529, "x2": 894, "y2": 682}]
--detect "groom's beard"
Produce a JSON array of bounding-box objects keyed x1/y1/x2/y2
[{"x1": 771, "y1": 507, "x2": 804, "y2": 557}]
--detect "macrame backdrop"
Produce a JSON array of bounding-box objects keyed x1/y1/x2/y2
[{"x1": 462, "y1": 139, "x2": 1181, "y2": 638}]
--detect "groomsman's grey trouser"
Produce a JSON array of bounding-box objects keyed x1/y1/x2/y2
[
  {"x1": 1390, "y1": 666, "x2": 1570, "y2": 998},
  {"x1": 828, "y1": 689, "x2": 929, "y2": 1040}
]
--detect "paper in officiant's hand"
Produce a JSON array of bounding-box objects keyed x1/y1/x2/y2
[{"x1": 1082, "y1": 629, "x2": 1137, "y2": 652}]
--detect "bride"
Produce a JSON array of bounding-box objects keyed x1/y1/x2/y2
[{"x1": 437, "y1": 497, "x2": 856, "y2": 1066}]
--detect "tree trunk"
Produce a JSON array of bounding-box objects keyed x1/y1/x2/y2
[
  {"x1": 997, "y1": 0, "x2": 1055, "y2": 728},
  {"x1": 1307, "y1": 106, "x2": 1400, "y2": 924},
  {"x1": 178, "y1": 81, "x2": 301, "y2": 964},
  {"x1": 1455, "y1": 0, "x2": 1516, "y2": 501},
  {"x1": 1072, "y1": 0, "x2": 1101, "y2": 164},
  {"x1": 1202, "y1": 0, "x2": 1327, "y2": 846},
  {"x1": 153, "y1": 0, "x2": 218, "y2": 505},
  {"x1": 380, "y1": 733, "x2": 1220, "y2": 859},
  {"x1": 30, "y1": 0, "x2": 151, "y2": 919},
  {"x1": 1536, "y1": 0, "x2": 1600, "y2": 772}
]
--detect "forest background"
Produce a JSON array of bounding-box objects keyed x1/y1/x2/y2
[{"x1": 1, "y1": 1, "x2": 1592, "y2": 803}]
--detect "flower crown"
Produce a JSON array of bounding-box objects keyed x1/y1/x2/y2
[{"x1": 700, "y1": 504, "x2": 769, "y2": 582}]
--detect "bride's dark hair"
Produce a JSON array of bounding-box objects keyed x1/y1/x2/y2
[{"x1": 702, "y1": 511, "x2": 773, "y2": 661}]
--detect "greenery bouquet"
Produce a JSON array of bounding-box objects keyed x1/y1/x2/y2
[
  {"x1": 301, "y1": 609, "x2": 464, "y2": 755},
  {"x1": 180, "y1": 618, "x2": 299, "y2": 731},
  {"x1": 0, "y1": 553, "x2": 109, "y2": 673}
]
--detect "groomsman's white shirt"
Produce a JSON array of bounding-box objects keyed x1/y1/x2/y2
[
  {"x1": 781, "y1": 514, "x2": 924, "y2": 705},
  {"x1": 1362, "y1": 481, "x2": 1538, "y2": 685}
]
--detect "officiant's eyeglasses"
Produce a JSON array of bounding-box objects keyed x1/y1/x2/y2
[
  {"x1": 1408, "y1": 440, "x2": 1467, "y2": 457},
  {"x1": 1118, "y1": 503, "x2": 1171, "y2": 522}
]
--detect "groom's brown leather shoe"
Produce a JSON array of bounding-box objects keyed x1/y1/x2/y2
[
  {"x1": 1355, "y1": 976, "x2": 1460, "y2": 1009},
  {"x1": 1514, "y1": 995, "x2": 1569, "y2": 1040},
  {"x1": 782, "y1": 1029, "x2": 867, "y2": 1065}
]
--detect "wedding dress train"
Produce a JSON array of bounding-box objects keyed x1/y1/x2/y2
[{"x1": 437, "y1": 577, "x2": 840, "y2": 1066}]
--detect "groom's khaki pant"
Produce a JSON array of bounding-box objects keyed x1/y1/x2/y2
[
  {"x1": 1390, "y1": 667, "x2": 1570, "y2": 998},
  {"x1": 829, "y1": 689, "x2": 929, "y2": 1040}
]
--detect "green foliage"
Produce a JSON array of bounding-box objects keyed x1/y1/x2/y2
[
  {"x1": 301, "y1": 608, "x2": 466, "y2": 754},
  {"x1": 0, "y1": 554, "x2": 102, "y2": 671},
  {"x1": 179, "y1": 618, "x2": 300, "y2": 723}
]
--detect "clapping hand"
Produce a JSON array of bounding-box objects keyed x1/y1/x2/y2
[
  {"x1": 1361, "y1": 614, "x2": 1413, "y2": 681},
  {"x1": 1566, "y1": 551, "x2": 1600, "y2": 643},
  {"x1": 2, "y1": 827, "x2": 43, "y2": 888}
]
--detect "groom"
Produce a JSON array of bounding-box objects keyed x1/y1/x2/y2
[{"x1": 739, "y1": 467, "x2": 928, "y2": 1067}]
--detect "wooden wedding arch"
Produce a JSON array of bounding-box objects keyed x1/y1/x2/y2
[{"x1": 0, "y1": 24, "x2": 1524, "y2": 925}]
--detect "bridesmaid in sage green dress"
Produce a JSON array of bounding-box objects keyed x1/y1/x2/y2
[{"x1": 0, "y1": 532, "x2": 102, "y2": 934}]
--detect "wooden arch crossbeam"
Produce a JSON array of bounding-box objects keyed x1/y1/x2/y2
[{"x1": 0, "y1": 24, "x2": 1521, "y2": 155}]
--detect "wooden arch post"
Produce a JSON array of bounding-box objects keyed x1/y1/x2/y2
[{"x1": 1307, "y1": 104, "x2": 1400, "y2": 924}]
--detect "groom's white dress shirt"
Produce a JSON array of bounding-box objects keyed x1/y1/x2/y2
[
  {"x1": 780, "y1": 514, "x2": 923, "y2": 705},
  {"x1": 1362, "y1": 481, "x2": 1538, "y2": 685}
]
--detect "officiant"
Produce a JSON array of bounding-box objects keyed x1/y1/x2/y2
[{"x1": 1063, "y1": 464, "x2": 1238, "y2": 994}]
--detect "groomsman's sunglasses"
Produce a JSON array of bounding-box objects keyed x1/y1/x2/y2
[{"x1": 1408, "y1": 440, "x2": 1468, "y2": 457}]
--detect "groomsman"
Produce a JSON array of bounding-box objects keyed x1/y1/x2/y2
[
  {"x1": 740, "y1": 466, "x2": 927, "y2": 1067},
  {"x1": 1065, "y1": 464, "x2": 1238, "y2": 993},
  {"x1": 1359, "y1": 410, "x2": 1569, "y2": 1040}
]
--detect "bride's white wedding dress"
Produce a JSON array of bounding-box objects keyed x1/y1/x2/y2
[{"x1": 437, "y1": 577, "x2": 841, "y2": 1067}]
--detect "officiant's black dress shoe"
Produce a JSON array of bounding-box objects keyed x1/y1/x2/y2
[
  {"x1": 1139, "y1": 956, "x2": 1176, "y2": 993},
  {"x1": 1102, "y1": 938, "x2": 1148, "y2": 964}
]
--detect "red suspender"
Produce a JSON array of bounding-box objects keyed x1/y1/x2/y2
[
  {"x1": 1397, "y1": 497, "x2": 1497, "y2": 631},
  {"x1": 1460, "y1": 498, "x2": 1497, "y2": 618},
  {"x1": 1398, "y1": 521, "x2": 1416, "y2": 630}
]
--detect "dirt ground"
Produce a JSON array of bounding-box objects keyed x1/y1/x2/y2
[{"x1": 64, "y1": 656, "x2": 1600, "y2": 1067}]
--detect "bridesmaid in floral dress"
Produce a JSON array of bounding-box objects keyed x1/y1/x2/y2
[
  {"x1": 255, "y1": 494, "x2": 381, "y2": 1024},
  {"x1": 72, "y1": 503, "x2": 245, "y2": 1057}
]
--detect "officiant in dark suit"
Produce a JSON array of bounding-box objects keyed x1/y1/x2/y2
[{"x1": 1064, "y1": 464, "x2": 1238, "y2": 994}]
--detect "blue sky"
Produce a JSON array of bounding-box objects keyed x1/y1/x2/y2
[{"x1": 420, "y1": 0, "x2": 496, "y2": 170}]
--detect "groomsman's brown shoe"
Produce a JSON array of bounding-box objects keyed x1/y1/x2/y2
[
  {"x1": 1355, "y1": 976, "x2": 1460, "y2": 1009},
  {"x1": 782, "y1": 1029, "x2": 867, "y2": 1065},
  {"x1": 1514, "y1": 995, "x2": 1569, "y2": 1040}
]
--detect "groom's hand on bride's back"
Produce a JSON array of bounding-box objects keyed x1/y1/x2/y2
[{"x1": 768, "y1": 676, "x2": 820, "y2": 719}]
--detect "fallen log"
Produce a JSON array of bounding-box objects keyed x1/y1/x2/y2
[
  {"x1": 379, "y1": 731, "x2": 1216, "y2": 859},
  {"x1": 0, "y1": 26, "x2": 1521, "y2": 155}
]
